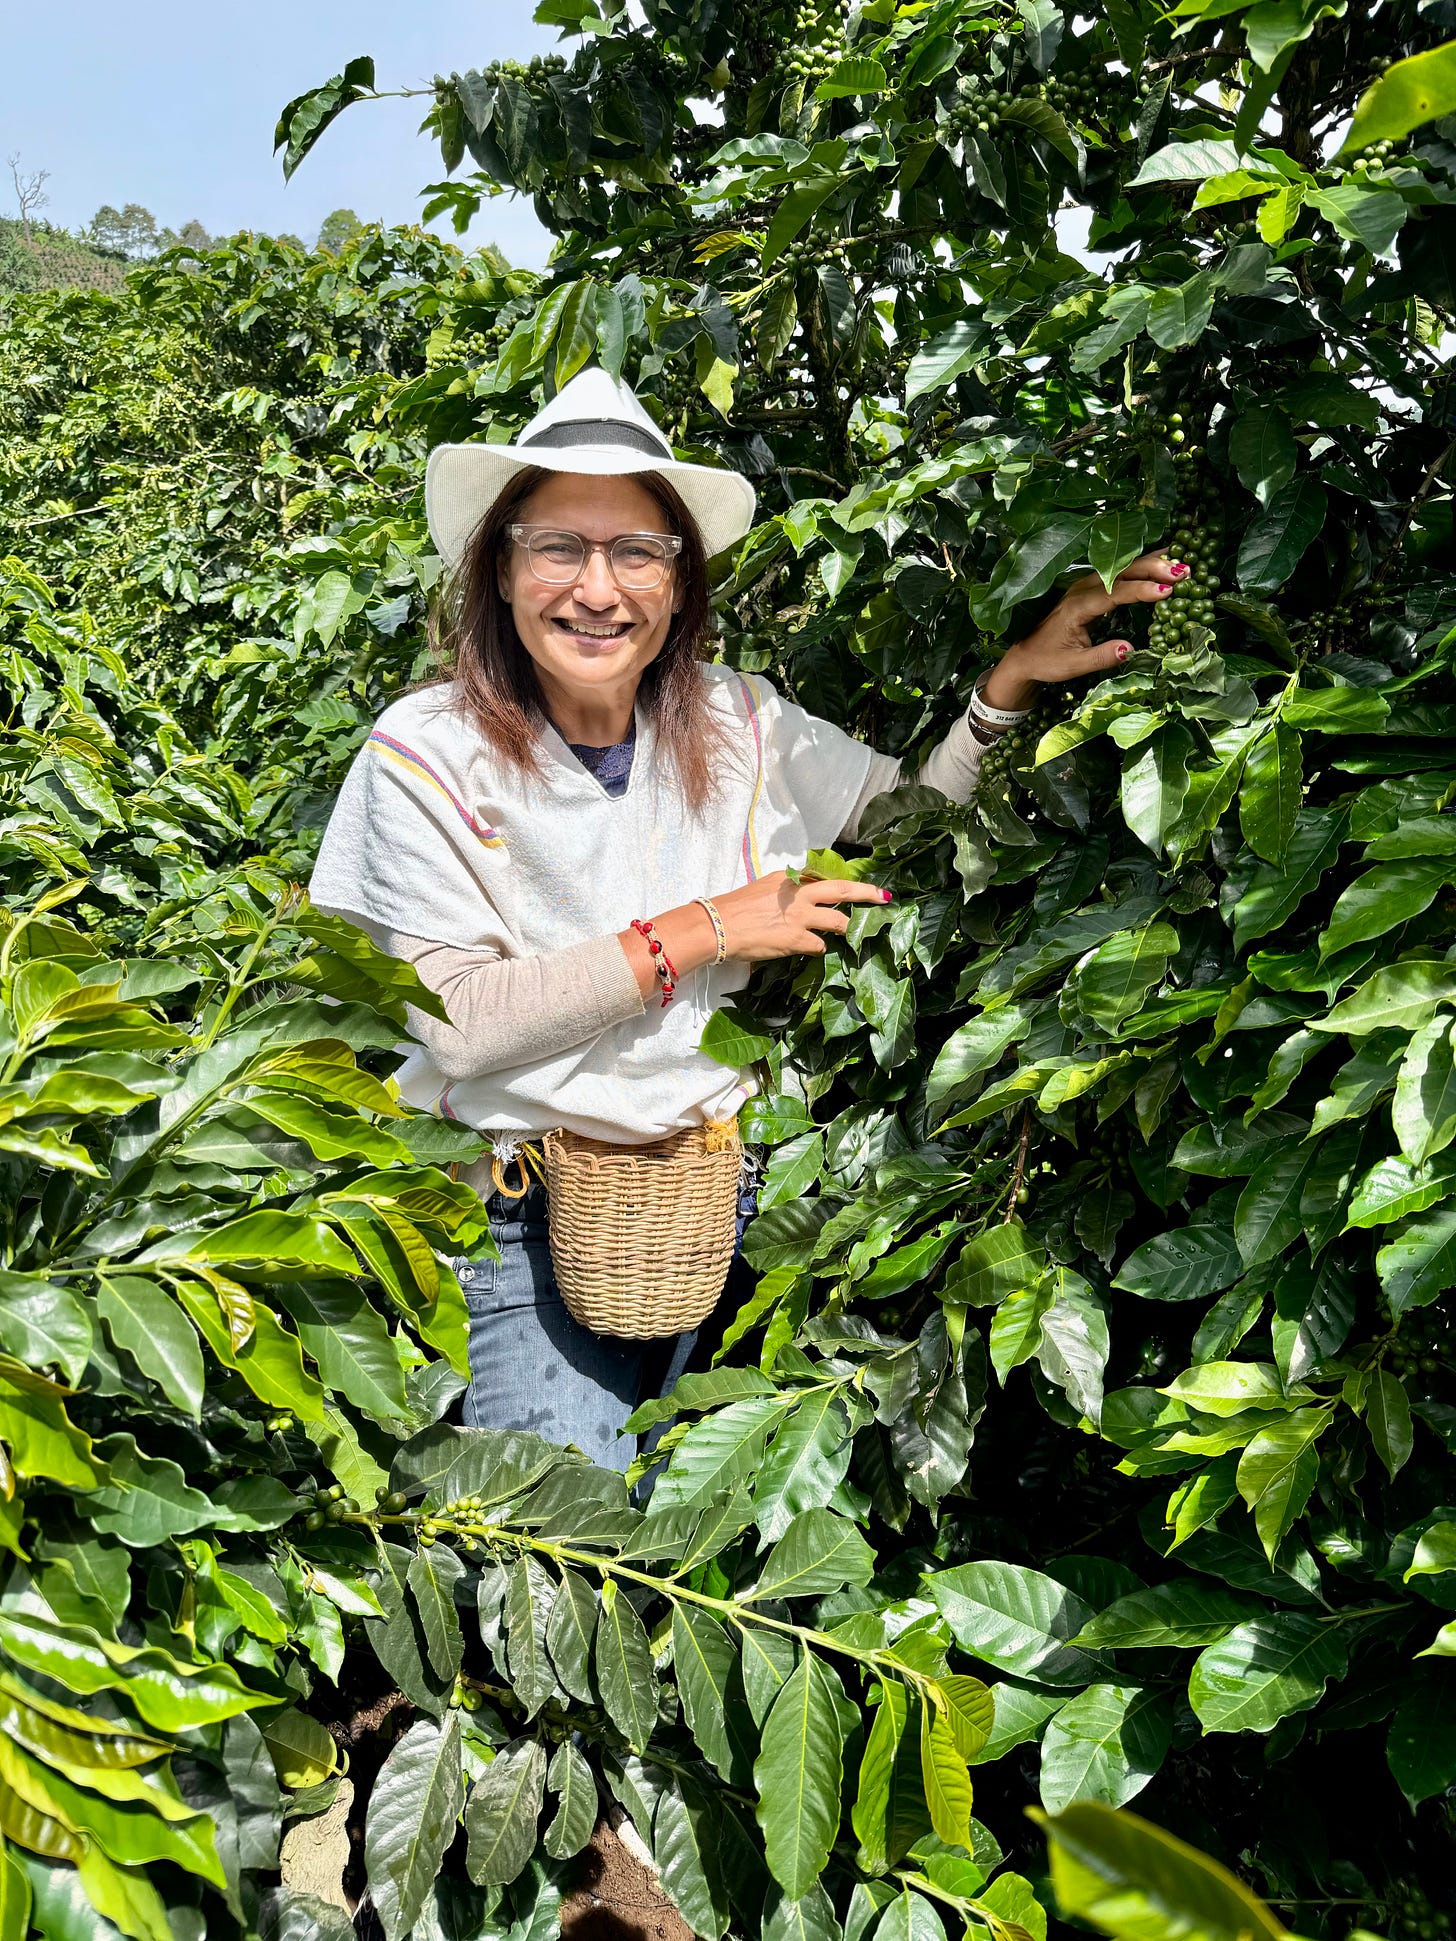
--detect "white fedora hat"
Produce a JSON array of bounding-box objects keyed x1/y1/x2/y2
[{"x1": 424, "y1": 366, "x2": 758, "y2": 569}]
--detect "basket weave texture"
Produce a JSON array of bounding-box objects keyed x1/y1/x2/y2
[{"x1": 541, "y1": 1120, "x2": 740, "y2": 1339}]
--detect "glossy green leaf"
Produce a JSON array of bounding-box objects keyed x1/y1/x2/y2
[
  {"x1": 740, "y1": 1625, "x2": 799, "y2": 1729},
  {"x1": 1376, "y1": 1203, "x2": 1456, "y2": 1315},
  {"x1": 942, "y1": 1221, "x2": 1046, "y2": 1306},
  {"x1": 1188, "y1": 1613, "x2": 1348, "y2": 1733},
  {"x1": 1121, "y1": 729, "x2": 1193, "y2": 856},
  {"x1": 1235, "y1": 1407, "x2": 1330, "y2": 1559},
  {"x1": 750, "y1": 1509, "x2": 876, "y2": 1602},
  {"x1": 919, "y1": 1706, "x2": 974, "y2": 1846},
  {"x1": 464, "y1": 1736, "x2": 546, "y2": 1887},
  {"x1": 85, "y1": 1435, "x2": 222, "y2": 1547},
  {"x1": 1365, "y1": 1367, "x2": 1414, "y2": 1477},
  {"x1": 260, "y1": 1706, "x2": 337, "y2": 1789},
  {"x1": 1078, "y1": 925, "x2": 1179, "y2": 1034},
  {"x1": 0, "y1": 1610, "x2": 262, "y2": 1731},
  {"x1": 1318, "y1": 959, "x2": 1456, "y2": 1037},
  {"x1": 1130, "y1": 138, "x2": 1242, "y2": 185},
  {"x1": 673, "y1": 1607, "x2": 740, "y2": 1780},
  {"x1": 1343, "y1": 41, "x2": 1456, "y2": 151},
  {"x1": 765, "y1": 1881, "x2": 846, "y2": 1941},
  {"x1": 545, "y1": 1567, "x2": 598, "y2": 1705},
  {"x1": 1228, "y1": 404, "x2": 1297, "y2": 507},
  {"x1": 1235, "y1": 476, "x2": 1327, "y2": 592},
  {"x1": 0, "y1": 1276, "x2": 91, "y2": 1388},
  {"x1": 815, "y1": 54, "x2": 887, "y2": 98},
  {"x1": 1238, "y1": 724, "x2": 1301, "y2": 866},
  {"x1": 95, "y1": 1277, "x2": 204, "y2": 1419},
  {"x1": 542, "y1": 1740, "x2": 596, "y2": 1861},
  {"x1": 905, "y1": 321, "x2": 992, "y2": 404},
  {"x1": 1231, "y1": 806, "x2": 1346, "y2": 950},
  {"x1": 408, "y1": 1543, "x2": 466, "y2": 1685},
  {"x1": 1392, "y1": 1014, "x2": 1456, "y2": 1165},
  {"x1": 926, "y1": 1007, "x2": 1033, "y2": 1104},
  {"x1": 595, "y1": 1581, "x2": 656, "y2": 1753},
  {"x1": 852, "y1": 1679, "x2": 929, "y2": 1873},
  {"x1": 1386, "y1": 1667, "x2": 1456, "y2": 1806},
  {"x1": 0, "y1": 1840, "x2": 28, "y2": 1941},
  {"x1": 1113, "y1": 1226, "x2": 1243, "y2": 1303},
  {"x1": 1321, "y1": 860, "x2": 1455, "y2": 959},
  {"x1": 1234, "y1": 1148, "x2": 1312, "y2": 1267},
  {"x1": 1345, "y1": 1154, "x2": 1456, "y2": 1229},
  {"x1": 1074, "y1": 1582, "x2": 1259, "y2": 1650},
  {"x1": 755, "y1": 1650, "x2": 846, "y2": 1899},
  {"x1": 1038, "y1": 1684, "x2": 1171, "y2": 1813},
  {"x1": 1035, "y1": 1800, "x2": 1287, "y2": 1941},
  {"x1": 928, "y1": 1562, "x2": 1105, "y2": 1686},
  {"x1": 651, "y1": 1396, "x2": 793, "y2": 1512},
  {"x1": 281, "y1": 1280, "x2": 408, "y2": 1416},
  {"x1": 701, "y1": 1006, "x2": 775, "y2": 1067}
]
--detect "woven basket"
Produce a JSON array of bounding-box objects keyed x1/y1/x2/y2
[{"x1": 541, "y1": 1119, "x2": 741, "y2": 1338}]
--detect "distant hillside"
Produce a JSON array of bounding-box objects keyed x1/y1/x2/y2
[{"x1": 0, "y1": 217, "x2": 128, "y2": 298}]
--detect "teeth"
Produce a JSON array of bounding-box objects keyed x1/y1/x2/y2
[{"x1": 561, "y1": 621, "x2": 628, "y2": 638}]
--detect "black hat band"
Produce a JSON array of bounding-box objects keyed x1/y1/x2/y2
[{"x1": 518, "y1": 417, "x2": 673, "y2": 460}]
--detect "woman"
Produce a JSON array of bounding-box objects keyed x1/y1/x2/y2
[{"x1": 310, "y1": 366, "x2": 1187, "y2": 1471}]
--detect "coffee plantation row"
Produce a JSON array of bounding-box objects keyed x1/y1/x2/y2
[{"x1": 1, "y1": 0, "x2": 1455, "y2": 1934}]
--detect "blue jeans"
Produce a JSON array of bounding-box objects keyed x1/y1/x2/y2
[{"x1": 454, "y1": 1183, "x2": 702, "y2": 1473}]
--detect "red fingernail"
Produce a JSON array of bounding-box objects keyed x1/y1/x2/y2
[
  {"x1": 881, "y1": 889, "x2": 893, "y2": 903},
  {"x1": 1171, "y1": 562, "x2": 1190, "y2": 577},
  {"x1": 1158, "y1": 583, "x2": 1173, "y2": 592},
  {"x1": 1115, "y1": 642, "x2": 1129, "y2": 662}
]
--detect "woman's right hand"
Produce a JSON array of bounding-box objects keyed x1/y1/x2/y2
[{"x1": 713, "y1": 869, "x2": 890, "y2": 961}]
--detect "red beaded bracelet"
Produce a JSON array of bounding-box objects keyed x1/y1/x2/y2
[{"x1": 630, "y1": 917, "x2": 680, "y2": 1007}]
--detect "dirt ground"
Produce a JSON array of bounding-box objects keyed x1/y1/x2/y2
[{"x1": 559, "y1": 1821, "x2": 699, "y2": 1941}]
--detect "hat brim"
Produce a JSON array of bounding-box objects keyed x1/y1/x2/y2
[{"x1": 424, "y1": 441, "x2": 758, "y2": 569}]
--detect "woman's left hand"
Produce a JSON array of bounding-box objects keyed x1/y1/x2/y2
[{"x1": 980, "y1": 551, "x2": 1188, "y2": 711}]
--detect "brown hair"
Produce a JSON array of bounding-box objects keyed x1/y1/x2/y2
[{"x1": 429, "y1": 465, "x2": 726, "y2": 812}]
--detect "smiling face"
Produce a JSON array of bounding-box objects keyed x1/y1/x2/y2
[{"x1": 499, "y1": 471, "x2": 682, "y2": 722}]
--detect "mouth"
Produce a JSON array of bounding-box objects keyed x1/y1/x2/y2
[{"x1": 552, "y1": 618, "x2": 632, "y2": 642}]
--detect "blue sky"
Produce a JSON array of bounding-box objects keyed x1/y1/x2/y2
[{"x1": 7, "y1": 2, "x2": 556, "y2": 266}]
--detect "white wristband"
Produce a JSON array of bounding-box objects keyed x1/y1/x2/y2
[{"x1": 971, "y1": 670, "x2": 1033, "y2": 727}]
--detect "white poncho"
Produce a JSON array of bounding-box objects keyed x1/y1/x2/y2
[{"x1": 309, "y1": 663, "x2": 875, "y2": 1143}]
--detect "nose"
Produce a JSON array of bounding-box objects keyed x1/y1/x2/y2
[{"x1": 574, "y1": 544, "x2": 619, "y2": 607}]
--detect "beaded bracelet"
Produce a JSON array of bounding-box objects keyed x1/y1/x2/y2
[
  {"x1": 630, "y1": 917, "x2": 679, "y2": 1006},
  {"x1": 695, "y1": 895, "x2": 728, "y2": 964}
]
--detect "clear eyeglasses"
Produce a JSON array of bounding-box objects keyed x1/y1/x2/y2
[{"x1": 508, "y1": 524, "x2": 683, "y2": 591}]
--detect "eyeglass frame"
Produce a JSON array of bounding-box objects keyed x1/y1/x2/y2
[{"x1": 506, "y1": 523, "x2": 684, "y2": 589}]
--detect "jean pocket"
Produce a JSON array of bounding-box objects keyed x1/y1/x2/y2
[{"x1": 453, "y1": 1253, "x2": 499, "y2": 1309}]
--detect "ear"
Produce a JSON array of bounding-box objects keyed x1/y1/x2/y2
[{"x1": 496, "y1": 551, "x2": 513, "y2": 604}]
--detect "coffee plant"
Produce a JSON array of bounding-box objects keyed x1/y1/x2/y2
[{"x1": 3, "y1": 0, "x2": 1456, "y2": 1933}]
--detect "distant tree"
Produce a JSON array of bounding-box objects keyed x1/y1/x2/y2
[
  {"x1": 118, "y1": 202, "x2": 159, "y2": 257},
  {"x1": 88, "y1": 203, "x2": 162, "y2": 258},
  {"x1": 7, "y1": 154, "x2": 49, "y2": 242},
  {"x1": 155, "y1": 219, "x2": 213, "y2": 255},
  {"x1": 86, "y1": 205, "x2": 127, "y2": 255},
  {"x1": 315, "y1": 206, "x2": 363, "y2": 253}
]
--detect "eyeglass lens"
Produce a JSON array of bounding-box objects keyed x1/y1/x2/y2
[{"x1": 522, "y1": 531, "x2": 672, "y2": 588}]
